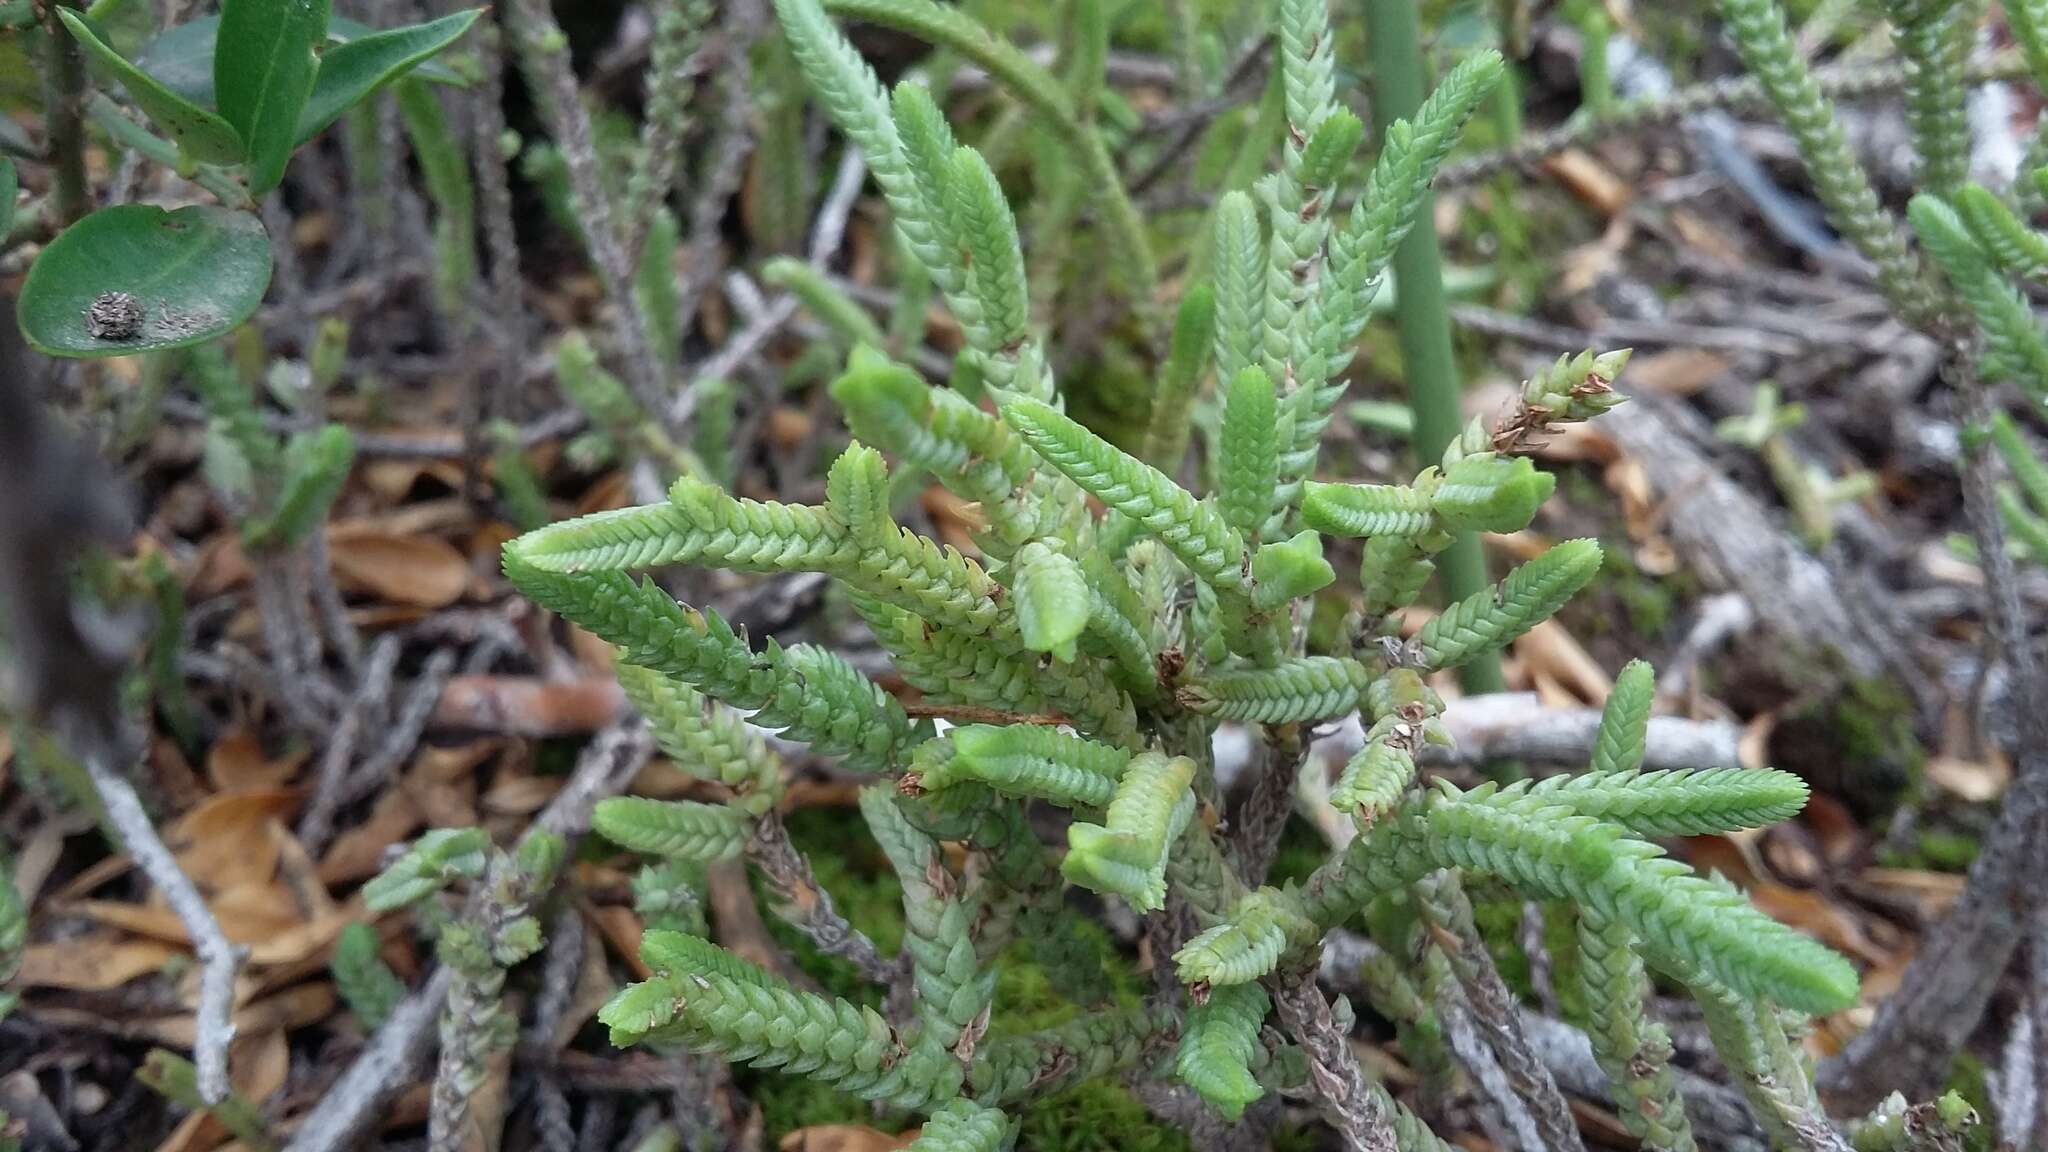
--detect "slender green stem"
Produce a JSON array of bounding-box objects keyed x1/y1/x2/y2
[
  {"x1": 1364, "y1": 0, "x2": 1503, "y2": 694},
  {"x1": 42, "y1": 0, "x2": 89, "y2": 227}
]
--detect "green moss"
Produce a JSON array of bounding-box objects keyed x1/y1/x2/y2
[
  {"x1": 1591, "y1": 541, "x2": 1676, "y2": 639},
  {"x1": 749, "y1": 1071, "x2": 895, "y2": 1135},
  {"x1": 1266, "y1": 816, "x2": 1327, "y2": 889},
  {"x1": 1879, "y1": 829, "x2": 1980, "y2": 872},
  {"x1": 1013, "y1": 1079, "x2": 1193, "y2": 1152}
]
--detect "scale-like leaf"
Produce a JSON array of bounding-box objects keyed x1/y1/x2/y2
[{"x1": 18, "y1": 205, "x2": 272, "y2": 358}]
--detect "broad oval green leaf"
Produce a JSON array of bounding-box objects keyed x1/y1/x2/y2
[
  {"x1": 136, "y1": 14, "x2": 466, "y2": 107},
  {"x1": 58, "y1": 9, "x2": 244, "y2": 165},
  {"x1": 295, "y1": 9, "x2": 481, "y2": 145},
  {"x1": 216, "y1": 0, "x2": 331, "y2": 195},
  {"x1": 17, "y1": 205, "x2": 273, "y2": 358}
]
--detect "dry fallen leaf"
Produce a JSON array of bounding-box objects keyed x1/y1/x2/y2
[
  {"x1": 165, "y1": 789, "x2": 299, "y2": 892},
  {"x1": 585, "y1": 902, "x2": 653, "y2": 980},
  {"x1": 317, "y1": 786, "x2": 422, "y2": 886},
  {"x1": 434, "y1": 675, "x2": 624, "y2": 736},
  {"x1": 779, "y1": 1125, "x2": 917, "y2": 1152},
  {"x1": 1515, "y1": 620, "x2": 1612, "y2": 704},
  {"x1": 1924, "y1": 754, "x2": 2009, "y2": 803},
  {"x1": 1622, "y1": 348, "x2": 1730, "y2": 397},
  {"x1": 326, "y1": 529, "x2": 471, "y2": 607},
  {"x1": 1747, "y1": 883, "x2": 1892, "y2": 967},
  {"x1": 206, "y1": 728, "x2": 307, "y2": 793},
  {"x1": 17, "y1": 935, "x2": 182, "y2": 990}
]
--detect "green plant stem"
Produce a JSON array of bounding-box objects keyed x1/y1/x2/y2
[
  {"x1": 42, "y1": 0, "x2": 89, "y2": 226},
  {"x1": 1365, "y1": 0, "x2": 1501, "y2": 694}
]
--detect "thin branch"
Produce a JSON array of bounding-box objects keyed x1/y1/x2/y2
[
  {"x1": 505, "y1": 0, "x2": 671, "y2": 421},
  {"x1": 1415, "y1": 872, "x2": 1587, "y2": 1152},
  {"x1": 665, "y1": 146, "x2": 866, "y2": 428},
  {"x1": 1229, "y1": 725, "x2": 1307, "y2": 886},
  {"x1": 83, "y1": 750, "x2": 244, "y2": 1104},
  {"x1": 41, "y1": 0, "x2": 88, "y2": 226},
  {"x1": 1820, "y1": 345, "x2": 2048, "y2": 1109},
  {"x1": 296, "y1": 635, "x2": 402, "y2": 857},
  {"x1": 747, "y1": 812, "x2": 897, "y2": 984},
  {"x1": 1268, "y1": 966, "x2": 1399, "y2": 1152}
]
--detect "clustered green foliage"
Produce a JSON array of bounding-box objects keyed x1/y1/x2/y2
[
  {"x1": 364, "y1": 827, "x2": 566, "y2": 1152},
  {"x1": 12, "y1": 0, "x2": 480, "y2": 357},
  {"x1": 425, "y1": 0, "x2": 1867, "y2": 1144}
]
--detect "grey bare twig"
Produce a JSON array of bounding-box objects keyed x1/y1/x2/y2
[
  {"x1": 1268, "y1": 967, "x2": 1399, "y2": 1152},
  {"x1": 1821, "y1": 346, "x2": 2048, "y2": 1109},
  {"x1": 85, "y1": 750, "x2": 244, "y2": 1103},
  {"x1": 1415, "y1": 872, "x2": 1587, "y2": 1152},
  {"x1": 296, "y1": 634, "x2": 402, "y2": 858},
  {"x1": 668, "y1": 147, "x2": 867, "y2": 427},
  {"x1": 506, "y1": 0, "x2": 672, "y2": 421},
  {"x1": 748, "y1": 812, "x2": 897, "y2": 984},
  {"x1": 334, "y1": 648, "x2": 457, "y2": 815}
]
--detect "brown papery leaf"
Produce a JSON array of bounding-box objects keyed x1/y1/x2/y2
[
  {"x1": 326, "y1": 529, "x2": 470, "y2": 607},
  {"x1": 17, "y1": 935, "x2": 182, "y2": 990},
  {"x1": 1924, "y1": 754, "x2": 2009, "y2": 803},
  {"x1": 433, "y1": 675, "x2": 625, "y2": 737},
  {"x1": 206, "y1": 728, "x2": 307, "y2": 792},
  {"x1": 779, "y1": 1125, "x2": 917, "y2": 1152},
  {"x1": 165, "y1": 789, "x2": 299, "y2": 892},
  {"x1": 1747, "y1": 883, "x2": 1892, "y2": 967}
]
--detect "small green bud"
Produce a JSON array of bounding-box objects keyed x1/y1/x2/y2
[
  {"x1": 1431, "y1": 453, "x2": 1556, "y2": 533},
  {"x1": 309, "y1": 318, "x2": 350, "y2": 394},
  {"x1": 1300, "y1": 107, "x2": 1366, "y2": 189},
  {"x1": 1251, "y1": 530, "x2": 1336, "y2": 609},
  {"x1": 362, "y1": 827, "x2": 490, "y2": 911},
  {"x1": 516, "y1": 830, "x2": 567, "y2": 889},
  {"x1": 1934, "y1": 1091, "x2": 1977, "y2": 1129},
  {"x1": 1013, "y1": 541, "x2": 1090, "y2": 661},
  {"x1": 493, "y1": 914, "x2": 546, "y2": 965},
  {"x1": 598, "y1": 975, "x2": 683, "y2": 1045}
]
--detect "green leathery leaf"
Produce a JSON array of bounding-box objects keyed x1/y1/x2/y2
[
  {"x1": 215, "y1": 0, "x2": 330, "y2": 195},
  {"x1": 18, "y1": 205, "x2": 273, "y2": 358},
  {"x1": 1299, "y1": 106, "x2": 1364, "y2": 189},
  {"x1": 294, "y1": 9, "x2": 482, "y2": 145},
  {"x1": 594, "y1": 796, "x2": 754, "y2": 862},
  {"x1": 135, "y1": 14, "x2": 466, "y2": 108},
  {"x1": 1012, "y1": 542, "x2": 1090, "y2": 661},
  {"x1": 59, "y1": 9, "x2": 244, "y2": 165}
]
